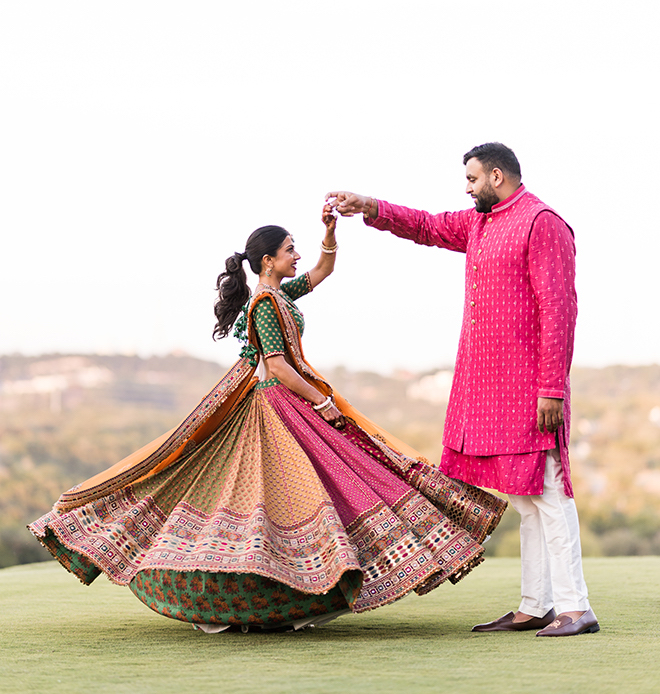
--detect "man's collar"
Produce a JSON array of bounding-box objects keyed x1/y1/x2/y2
[{"x1": 491, "y1": 185, "x2": 526, "y2": 214}]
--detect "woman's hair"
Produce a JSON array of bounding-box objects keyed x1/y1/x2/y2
[{"x1": 212, "y1": 225, "x2": 290, "y2": 340}]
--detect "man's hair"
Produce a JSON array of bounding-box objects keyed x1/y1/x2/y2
[{"x1": 463, "y1": 142, "x2": 521, "y2": 183}]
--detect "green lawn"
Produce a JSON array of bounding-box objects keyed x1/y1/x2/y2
[{"x1": 1, "y1": 557, "x2": 659, "y2": 694}]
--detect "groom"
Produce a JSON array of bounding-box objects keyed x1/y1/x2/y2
[{"x1": 327, "y1": 142, "x2": 599, "y2": 637}]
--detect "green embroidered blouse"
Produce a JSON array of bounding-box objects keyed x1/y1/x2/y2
[{"x1": 253, "y1": 273, "x2": 313, "y2": 358}]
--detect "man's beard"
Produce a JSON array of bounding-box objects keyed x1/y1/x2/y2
[{"x1": 474, "y1": 183, "x2": 500, "y2": 213}]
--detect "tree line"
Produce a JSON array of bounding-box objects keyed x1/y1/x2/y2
[{"x1": 1, "y1": 354, "x2": 659, "y2": 567}]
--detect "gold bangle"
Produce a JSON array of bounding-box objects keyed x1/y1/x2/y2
[
  {"x1": 313, "y1": 395, "x2": 333, "y2": 411},
  {"x1": 321, "y1": 241, "x2": 338, "y2": 254}
]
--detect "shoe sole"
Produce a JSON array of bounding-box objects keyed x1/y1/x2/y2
[{"x1": 537, "y1": 622, "x2": 600, "y2": 637}]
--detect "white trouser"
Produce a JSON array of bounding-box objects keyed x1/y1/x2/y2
[{"x1": 508, "y1": 452, "x2": 590, "y2": 617}]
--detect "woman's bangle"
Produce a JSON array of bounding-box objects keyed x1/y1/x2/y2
[
  {"x1": 320, "y1": 241, "x2": 338, "y2": 254},
  {"x1": 363, "y1": 197, "x2": 375, "y2": 218},
  {"x1": 312, "y1": 395, "x2": 333, "y2": 411}
]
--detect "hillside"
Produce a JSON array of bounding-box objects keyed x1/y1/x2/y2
[{"x1": 1, "y1": 353, "x2": 659, "y2": 566}]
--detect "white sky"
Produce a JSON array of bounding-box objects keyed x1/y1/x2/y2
[{"x1": 1, "y1": 1, "x2": 658, "y2": 373}]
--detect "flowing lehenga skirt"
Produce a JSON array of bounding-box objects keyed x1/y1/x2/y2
[{"x1": 30, "y1": 379, "x2": 506, "y2": 631}]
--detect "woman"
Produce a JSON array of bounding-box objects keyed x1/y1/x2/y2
[{"x1": 29, "y1": 206, "x2": 506, "y2": 633}]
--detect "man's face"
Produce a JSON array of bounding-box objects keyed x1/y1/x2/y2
[{"x1": 465, "y1": 158, "x2": 499, "y2": 213}]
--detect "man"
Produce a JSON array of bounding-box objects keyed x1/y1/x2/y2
[{"x1": 327, "y1": 142, "x2": 598, "y2": 637}]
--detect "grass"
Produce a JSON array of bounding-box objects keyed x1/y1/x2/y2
[{"x1": 1, "y1": 557, "x2": 659, "y2": 694}]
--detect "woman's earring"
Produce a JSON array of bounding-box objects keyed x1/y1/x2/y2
[{"x1": 266, "y1": 267, "x2": 272, "y2": 277}]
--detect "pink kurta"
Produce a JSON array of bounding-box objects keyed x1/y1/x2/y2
[{"x1": 367, "y1": 186, "x2": 577, "y2": 497}]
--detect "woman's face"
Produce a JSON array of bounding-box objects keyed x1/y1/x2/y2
[{"x1": 266, "y1": 235, "x2": 300, "y2": 279}]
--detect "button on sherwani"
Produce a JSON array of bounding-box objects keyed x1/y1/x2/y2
[{"x1": 367, "y1": 186, "x2": 577, "y2": 497}]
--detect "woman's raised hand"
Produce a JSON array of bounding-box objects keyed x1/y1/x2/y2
[
  {"x1": 325, "y1": 191, "x2": 370, "y2": 217},
  {"x1": 322, "y1": 203, "x2": 337, "y2": 232}
]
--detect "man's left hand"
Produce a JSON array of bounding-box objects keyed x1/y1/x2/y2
[{"x1": 537, "y1": 397, "x2": 564, "y2": 434}]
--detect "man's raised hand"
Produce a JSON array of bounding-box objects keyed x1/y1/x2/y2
[{"x1": 325, "y1": 191, "x2": 370, "y2": 217}]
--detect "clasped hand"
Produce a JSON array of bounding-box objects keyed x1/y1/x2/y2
[
  {"x1": 322, "y1": 203, "x2": 337, "y2": 231},
  {"x1": 325, "y1": 191, "x2": 370, "y2": 217}
]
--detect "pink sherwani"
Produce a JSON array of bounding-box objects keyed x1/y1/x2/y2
[{"x1": 367, "y1": 186, "x2": 577, "y2": 497}]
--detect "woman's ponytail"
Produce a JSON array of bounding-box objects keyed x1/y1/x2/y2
[{"x1": 212, "y1": 252, "x2": 251, "y2": 340}]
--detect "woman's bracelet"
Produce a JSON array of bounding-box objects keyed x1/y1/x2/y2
[
  {"x1": 312, "y1": 395, "x2": 333, "y2": 411},
  {"x1": 320, "y1": 241, "x2": 338, "y2": 254},
  {"x1": 363, "y1": 197, "x2": 375, "y2": 218}
]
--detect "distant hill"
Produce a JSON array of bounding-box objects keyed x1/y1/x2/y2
[{"x1": 1, "y1": 353, "x2": 659, "y2": 566}]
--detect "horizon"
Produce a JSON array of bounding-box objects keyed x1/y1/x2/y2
[{"x1": 2, "y1": 349, "x2": 658, "y2": 377}]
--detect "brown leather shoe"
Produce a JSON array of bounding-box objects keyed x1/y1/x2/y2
[
  {"x1": 536, "y1": 608, "x2": 599, "y2": 637},
  {"x1": 472, "y1": 609, "x2": 556, "y2": 632}
]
